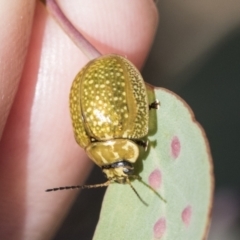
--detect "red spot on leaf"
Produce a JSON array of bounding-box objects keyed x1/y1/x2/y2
[
  {"x1": 153, "y1": 217, "x2": 166, "y2": 239},
  {"x1": 148, "y1": 169, "x2": 162, "y2": 189},
  {"x1": 182, "y1": 205, "x2": 192, "y2": 227},
  {"x1": 171, "y1": 136, "x2": 181, "y2": 159}
]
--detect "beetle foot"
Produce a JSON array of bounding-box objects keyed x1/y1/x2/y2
[
  {"x1": 134, "y1": 139, "x2": 149, "y2": 151},
  {"x1": 149, "y1": 99, "x2": 160, "y2": 110}
]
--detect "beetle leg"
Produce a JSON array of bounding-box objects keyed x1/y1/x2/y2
[
  {"x1": 149, "y1": 99, "x2": 160, "y2": 110},
  {"x1": 134, "y1": 139, "x2": 148, "y2": 151}
]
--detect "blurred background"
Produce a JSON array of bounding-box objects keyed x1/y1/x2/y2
[{"x1": 53, "y1": 1, "x2": 240, "y2": 239}]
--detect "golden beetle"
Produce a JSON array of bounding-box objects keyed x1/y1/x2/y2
[{"x1": 46, "y1": 55, "x2": 159, "y2": 202}]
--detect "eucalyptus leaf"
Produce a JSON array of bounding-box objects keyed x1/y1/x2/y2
[{"x1": 93, "y1": 85, "x2": 214, "y2": 240}]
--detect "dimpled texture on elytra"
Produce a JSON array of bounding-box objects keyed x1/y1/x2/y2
[
  {"x1": 70, "y1": 65, "x2": 91, "y2": 148},
  {"x1": 69, "y1": 55, "x2": 149, "y2": 147}
]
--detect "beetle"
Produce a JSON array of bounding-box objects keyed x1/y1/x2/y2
[{"x1": 46, "y1": 55, "x2": 159, "y2": 203}]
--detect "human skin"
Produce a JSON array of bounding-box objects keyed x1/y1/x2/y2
[{"x1": 0, "y1": 0, "x2": 158, "y2": 239}]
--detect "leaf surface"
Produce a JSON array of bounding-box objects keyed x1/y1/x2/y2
[{"x1": 93, "y1": 86, "x2": 214, "y2": 240}]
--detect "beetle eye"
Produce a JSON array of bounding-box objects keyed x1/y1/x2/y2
[{"x1": 123, "y1": 167, "x2": 134, "y2": 175}]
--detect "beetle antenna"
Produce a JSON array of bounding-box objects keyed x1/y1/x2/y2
[
  {"x1": 129, "y1": 175, "x2": 167, "y2": 203},
  {"x1": 127, "y1": 179, "x2": 148, "y2": 206},
  {"x1": 45, "y1": 181, "x2": 110, "y2": 192},
  {"x1": 138, "y1": 178, "x2": 167, "y2": 203}
]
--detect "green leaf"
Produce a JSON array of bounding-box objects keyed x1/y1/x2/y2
[{"x1": 93, "y1": 85, "x2": 214, "y2": 240}]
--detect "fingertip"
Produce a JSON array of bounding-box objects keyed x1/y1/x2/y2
[
  {"x1": 0, "y1": 0, "x2": 35, "y2": 139},
  {"x1": 57, "y1": 0, "x2": 159, "y2": 68}
]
